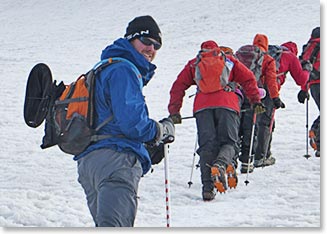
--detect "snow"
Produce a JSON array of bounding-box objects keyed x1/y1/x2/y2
[{"x1": 0, "y1": 0, "x2": 323, "y2": 231}]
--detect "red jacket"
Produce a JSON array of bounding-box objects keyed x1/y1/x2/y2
[
  {"x1": 277, "y1": 42, "x2": 309, "y2": 91},
  {"x1": 260, "y1": 54, "x2": 279, "y2": 98},
  {"x1": 168, "y1": 50, "x2": 261, "y2": 115}
]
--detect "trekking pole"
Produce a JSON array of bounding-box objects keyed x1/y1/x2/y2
[
  {"x1": 303, "y1": 98, "x2": 311, "y2": 159},
  {"x1": 269, "y1": 108, "x2": 276, "y2": 133},
  {"x1": 183, "y1": 109, "x2": 251, "y2": 120},
  {"x1": 181, "y1": 116, "x2": 194, "y2": 120},
  {"x1": 164, "y1": 144, "x2": 171, "y2": 227},
  {"x1": 188, "y1": 135, "x2": 198, "y2": 188},
  {"x1": 244, "y1": 112, "x2": 257, "y2": 186},
  {"x1": 240, "y1": 108, "x2": 252, "y2": 113}
]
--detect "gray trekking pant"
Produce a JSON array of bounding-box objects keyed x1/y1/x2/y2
[
  {"x1": 195, "y1": 108, "x2": 240, "y2": 192},
  {"x1": 254, "y1": 95, "x2": 275, "y2": 160},
  {"x1": 77, "y1": 148, "x2": 143, "y2": 227},
  {"x1": 240, "y1": 93, "x2": 275, "y2": 162},
  {"x1": 239, "y1": 97, "x2": 257, "y2": 163}
]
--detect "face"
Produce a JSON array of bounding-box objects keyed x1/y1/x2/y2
[{"x1": 130, "y1": 37, "x2": 161, "y2": 62}]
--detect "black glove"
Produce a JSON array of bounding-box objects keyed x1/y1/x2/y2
[
  {"x1": 169, "y1": 113, "x2": 182, "y2": 124},
  {"x1": 301, "y1": 60, "x2": 313, "y2": 72},
  {"x1": 272, "y1": 97, "x2": 286, "y2": 109},
  {"x1": 297, "y1": 90, "x2": 309, "y2": 104},
  {"x1": 253, "y1": 102, "x2": 266, "y2": 114},
  {"x1": 155, "y1": 117, "x2": 175, "y2": 144},
  {"x1": 145, "y1": 142, "x2": 164, "y2": 165}
]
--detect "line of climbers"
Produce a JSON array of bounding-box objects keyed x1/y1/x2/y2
[{"x1": 168, "y1": 28, "x2": 320, "y2": 201}]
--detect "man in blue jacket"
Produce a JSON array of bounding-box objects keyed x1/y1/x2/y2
[{"x1": 75, "y1": 15, "x2": 175, "y2": 227}]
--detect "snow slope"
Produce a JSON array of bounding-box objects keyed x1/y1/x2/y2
[{"x1": 0, "y1": 0, "x2": 322, "y2": 230}]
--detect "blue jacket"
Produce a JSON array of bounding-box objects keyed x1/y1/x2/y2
[{"x1": 74, "y1": 38, "x2": 158, "y2": 175}]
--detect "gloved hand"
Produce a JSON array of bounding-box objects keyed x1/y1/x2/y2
[
  {"x1": 169, "y1": 113, "x2": 182, "y2": 124},
  {"x1": 155, "y1": 117, "x2": 175, "y2": 144},
  {"x1": 253, "y1": 102, "x2": 266, "y2": 114},
  {"x1": 297, "y1": 90, "x2": 310, "y2": 104},
  {"x1": 145, "y1": 142, "x2": 164, "y2": 165},
  {"x1": 272, "y1": 97, "x2": 286, "y2": 109},
  {"x1": 301, "y1": 60, "x2": 313, "y2": 72}
]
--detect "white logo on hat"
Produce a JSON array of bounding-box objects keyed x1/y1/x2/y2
[{"x1": 126, "y1": 30, "x2": 150, "y2": 40}]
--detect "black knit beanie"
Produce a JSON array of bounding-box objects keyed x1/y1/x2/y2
[
  {"x1": 124, "y1": 15, "x2": 162, "y2": 45},
  {"x1": 311, "y1": 27, "x2": 320, "y2": 39}
]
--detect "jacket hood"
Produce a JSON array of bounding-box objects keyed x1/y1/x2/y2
[
  {"x1": 201, "y1": 40, "x2": 219, "y2": 50},
  {"x1": 281, "y1": 41, "x2": 298, "y2": 56},
  {"x1": 253, "y1": 34, "x2": 269, "y2": 52},
  {"x1": 101, "y1": 38, "x2": 156, "y2": 83}
]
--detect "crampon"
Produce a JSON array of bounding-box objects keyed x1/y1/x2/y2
[
  {"x1": 226, "y1": 164, "x2": 238, "y2": 189},
  {"x1": 309, "y1": 130, "x2": 317, "y2": 151},
  {"x1": 210, "y1": 165, "x2": 227, "y2": 193}
]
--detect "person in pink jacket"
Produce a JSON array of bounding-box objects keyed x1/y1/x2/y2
[{"x1": 264, "y1": 41, "x2": 310, "y2": 160}]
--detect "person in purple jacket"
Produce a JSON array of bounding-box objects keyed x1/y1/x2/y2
[{"x1": 75, "y1": 15, "x2": 174, "y2": 227}]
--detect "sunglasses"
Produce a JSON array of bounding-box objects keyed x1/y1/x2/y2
[{"x1": 139, "y1": 37, "x2": 161, "y2": 50}]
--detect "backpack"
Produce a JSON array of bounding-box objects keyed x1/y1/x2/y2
[
  {"x1": 300, "y1": 40, "x2": 320, "y2": 80},
  {"x1": 300, "y1": 41, "x2": 320, "y2": 67},
  {"x1": 268, "y1": 45, "x2": 284, "y2": 72},
  {"x1": 300, "y1": 41, "x2": 320, "y2": 65},
  {"x1": 24, "y1": 58, "x2": 141, "y2": 155},
  {"x1": 194, "y1": 47, "x2": 233, "y2": 93},
  {"x1": 235, "y1": 45, "x2": 264, "y2": 82}
]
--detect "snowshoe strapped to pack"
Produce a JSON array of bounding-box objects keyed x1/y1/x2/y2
[{"x1": 23, "y1": 63, "x2": 64, "y2": 128}]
